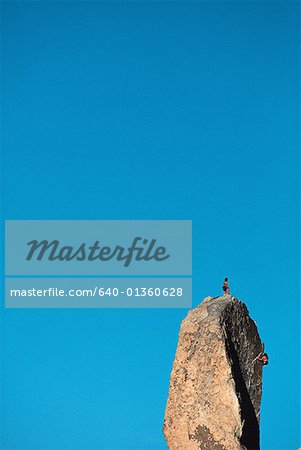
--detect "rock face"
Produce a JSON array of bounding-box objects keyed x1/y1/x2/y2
[{"x1": 163, "y1": 296, "x2": 263, "y2": 450}]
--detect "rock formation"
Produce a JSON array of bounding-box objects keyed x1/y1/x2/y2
[{"x1": 163, "y1": 295, "x2": 263, "y2": 450}]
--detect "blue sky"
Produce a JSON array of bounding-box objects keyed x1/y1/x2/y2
[{"x1": 1, "y1": 2, "x2": 300, "y2": 449}]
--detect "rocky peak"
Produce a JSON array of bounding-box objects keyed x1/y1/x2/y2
[{"x1": 163, "y1": 296, "x2": 263, "y2": 450}]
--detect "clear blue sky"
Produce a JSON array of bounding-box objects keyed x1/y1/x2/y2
[{"x1": 1, "y1": 2, "x2": 299, "y2": 449}]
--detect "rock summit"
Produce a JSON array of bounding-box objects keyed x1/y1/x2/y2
[{"x1": 163, "y1": 296, "x2": 263, "y2": 450}]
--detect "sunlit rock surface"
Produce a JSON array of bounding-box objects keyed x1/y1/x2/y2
[{"x1": 163, "y1": 296, "x2": 263, "y2": 450}]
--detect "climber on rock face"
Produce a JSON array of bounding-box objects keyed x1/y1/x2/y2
[
  {"x1": 257, "y1": 353, "x2": 269, "y2": 365},
  {"x1": 222, "y1": 277, "x2": 230, "y2": 295},
  {"x1": 253, "y1": 343, "x2": 269, "y2": 366}
]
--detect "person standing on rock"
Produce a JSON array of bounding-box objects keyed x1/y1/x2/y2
[{"x1": 222, "y1": 278, "x2": 230, "y2": 295}]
